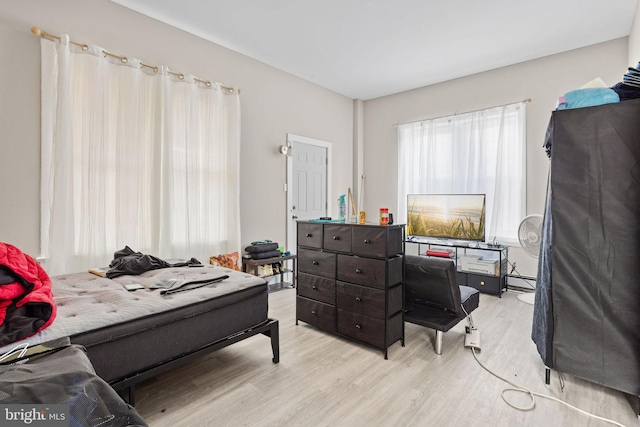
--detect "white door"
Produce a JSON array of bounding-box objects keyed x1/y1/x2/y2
[{"x1": 286, "y1": 134, "x2": 332, "y2": 254}]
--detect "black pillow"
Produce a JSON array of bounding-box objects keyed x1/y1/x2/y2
[
  {"x1": 245, "y1": 243, "x2": 279, "y2": 253},
  {"x1": 250, "y1": 250, "x2": 282, "y2": 260}
]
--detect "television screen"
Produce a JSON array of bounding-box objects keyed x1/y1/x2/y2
[{"x1": 407, "y1": 194, "x2": 486, "y2": 242}]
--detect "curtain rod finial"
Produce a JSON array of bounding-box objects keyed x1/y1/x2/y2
[{"x1": 31, "y1": 27, "x2": 42, "y2": 36}]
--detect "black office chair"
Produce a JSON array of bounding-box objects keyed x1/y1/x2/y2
[{"x1": 404, "y1": 255, "x2": 480, "y2": 354}]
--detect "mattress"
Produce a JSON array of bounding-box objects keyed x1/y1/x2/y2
[{"x1": 0, "y1": 266, "x2": 268, "y2": 383}]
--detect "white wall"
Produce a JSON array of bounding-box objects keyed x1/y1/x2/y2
[
  {"x1": 629, "y1": 1, "x2": 640, "y2": 66},
  {"x1": 0, "y1": 0, "x2": 353, "y2": 260},
  {"x1": 362, "y1": 38, "x2": 628, "y2": 277},
  {"x1": 0, "y1": 22, "x2": 41, "y2": 256}
]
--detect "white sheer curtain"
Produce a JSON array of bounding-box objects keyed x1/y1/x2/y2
[
  {"x1": 160, "y1": 75, "x2": 241, "y2": 263},
  {"x1": 397, "y1": 102, "x2": 526, "y2": 244},
  {"x1": 40, "y1": 36, "x2": 241, "y2": 275}
]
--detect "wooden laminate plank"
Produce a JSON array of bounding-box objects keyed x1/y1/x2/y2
[{"x1": 133, "y1": 289, "x2": 639, "y2": 427}]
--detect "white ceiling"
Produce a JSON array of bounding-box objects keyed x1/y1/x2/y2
[{"x1": 110, "y1": 0, "x2": 638, "y2": 100}]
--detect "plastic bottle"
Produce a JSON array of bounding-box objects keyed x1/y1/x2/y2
[
  {"x1": 379, "y1": 208, "x2": 389, "y2": 225},
  {"x1": 338, "y1": 195, "x2": 346, "y2": 222}
]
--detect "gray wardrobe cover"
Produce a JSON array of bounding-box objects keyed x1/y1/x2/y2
[{"x1": 532, "y1": 99, "x2": 640, "y2": 396}]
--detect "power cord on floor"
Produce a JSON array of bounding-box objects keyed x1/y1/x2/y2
[
  {"x1": 468, "y1": 347, "x2": 628, "y2": 426},
  {"x1": 506, "y1": 260, "x2": 536, "y2": 290}
]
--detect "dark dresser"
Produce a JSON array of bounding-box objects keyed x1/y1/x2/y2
[{"x1": 296, "y1": 221, "x2": 405, "y2": 358}]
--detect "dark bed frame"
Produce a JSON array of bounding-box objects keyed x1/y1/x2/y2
[
  {"x1": 62, "y1": 275, "x2": 280, "y2": 407},
  {"x1": 109, "y1": 318, "x2": 279, "y2": 405}
]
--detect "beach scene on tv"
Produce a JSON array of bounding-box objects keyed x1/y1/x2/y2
[{"x1": 407, "y1": 194, "x2": 486, "y2": 241}]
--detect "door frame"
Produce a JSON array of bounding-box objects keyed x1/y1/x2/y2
[{"x1": 286, "y1": 133, "x2": 332, "y2": 254}]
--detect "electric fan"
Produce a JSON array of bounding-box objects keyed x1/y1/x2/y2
[
  {"x1": 518, "y1": 214, "x2": 543, "y2": 257},
  {"x1": 517, "y1": 214, "x2": 543, "y2": 305}
]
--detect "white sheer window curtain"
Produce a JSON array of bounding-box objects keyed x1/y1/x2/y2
[
  {"x1": 40, "y1": 35, "x2": 241, "y2": 275},
  {"x1": 397, "y1": 102, "x2": 526, "y2": 244},
  {"x1": 160, "y1": 75, "x2": 241, "y2": 262}
]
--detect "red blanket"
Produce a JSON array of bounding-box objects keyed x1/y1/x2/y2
[{"x1": 0, "y1": 242, "x2": 56, "y2": 346}]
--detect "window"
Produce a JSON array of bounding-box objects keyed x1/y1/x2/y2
[
  {"x1": 397, "y1": 102, "x2": 526, "y2": 244},
  {"x1": 39, "y1": 36, "x2": 240, "y2": 275}
]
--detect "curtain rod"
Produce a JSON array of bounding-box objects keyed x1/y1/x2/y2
[
  {"x1": 31, "y1": 27, "x2": 240, "y2": 94},
  {"x1": 394, "y1": 98, "x2": 531, "y2": 128}
]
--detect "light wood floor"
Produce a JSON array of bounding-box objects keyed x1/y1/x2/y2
[{"x1": 134, "y1": 289, "x2": 639, "y2": 427}]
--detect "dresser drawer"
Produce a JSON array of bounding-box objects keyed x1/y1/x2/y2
[
  {"x1": 337, "y1": 309, "x2": 384, "y2": 348},
  {"x1": 337, "y1": 282, "x2": 386, "y2": 318},
  {"x1": 388, "y1": 255, "x2": 404, "y2": 286},
  {"x1": 351, "y1": 226, "x2": 404, "y2": 257},
  {"x1": 297, "y1": 296, "x2": 336, "y2": 333},
  {"x1": 352, "y1": 227, "x2": 388, "y2": 258},
  {"x1": 386, "y1": 311, "x2": 404, "y2": 346},
  {"x1": 297, "y1": 223, "x2": 323, "y2": 249},
  {"x1": 387, "y1": 283, "x2": 403, "y2": 316},
  {"x1": 466, "y1": 273, "x2": 503, "y2": 295},
  {"x1": 298, "y1": 273, "x2": 336, "y2": 305},
  {"x1": 298, "y1": 248, "x2": 336, "y2": 278},
  {"x1": 337, "y1": 255, "x2": 386, "y2": 289},
  {"x1": 386, "y1": 227, "x2": 404, "y2": 256},
  {"x1": 323, "y1": 224, "x2": 352, "y2": 252}
]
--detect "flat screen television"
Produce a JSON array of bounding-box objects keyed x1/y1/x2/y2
[{"x1": 407, "y1": 193, "x2": 486, "y2": 242}]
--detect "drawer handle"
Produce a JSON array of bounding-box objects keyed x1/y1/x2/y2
[
  {"x1": 355, "y1": 268, "x2": 362, "y2": 274},
  {"x1": 312, "y1": 285, "x2": 318, "y2": 290},
  {"x1": 355, "y1": 297, "x2": 362, "y2": 302},
  {"x1": 363, "y1": 239, "x2": 371, "y2": 244},
  {"x1": 312, "y1": 260, "x2": 319, "y2": 265},
  {"x1": 333, "y1": 236, "x2": 339, "y2": 240},
  {"x1": 355, "y1": 324, "x2": 361, "y2": 329},
  {"x1": 306, "y1": 233, "x2": 312, "y2": 237},
  {"x1": 311, "y1": 310, "x2": 317, "y2": 316}
]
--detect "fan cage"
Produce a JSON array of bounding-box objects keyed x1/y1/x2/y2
[{"x1": 518, "y1": 214, "x2": 543, "y2": 257}]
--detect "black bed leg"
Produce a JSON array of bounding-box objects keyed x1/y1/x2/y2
[
  {"x1": 128, "y1": 384, "x2": 135, "y2": 407},
  {"x1": 545, "y1": 367, "x2": 551, "y2": 385},
  {"x1": 270, "y1": 320, "x2": 280, "y2": 363}
]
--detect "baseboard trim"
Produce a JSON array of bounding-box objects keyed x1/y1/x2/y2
[{"x1": 506, "y1": 275, "x2": 536, "y2": 291}]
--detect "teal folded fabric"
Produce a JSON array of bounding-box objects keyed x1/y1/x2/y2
[{"x1": 557, "y1": 88, "x2": 620, "y2": 110}]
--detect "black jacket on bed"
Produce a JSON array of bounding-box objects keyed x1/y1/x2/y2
[{"x1": 106, "y1": 246, "x2": 201, "y2": 278}]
